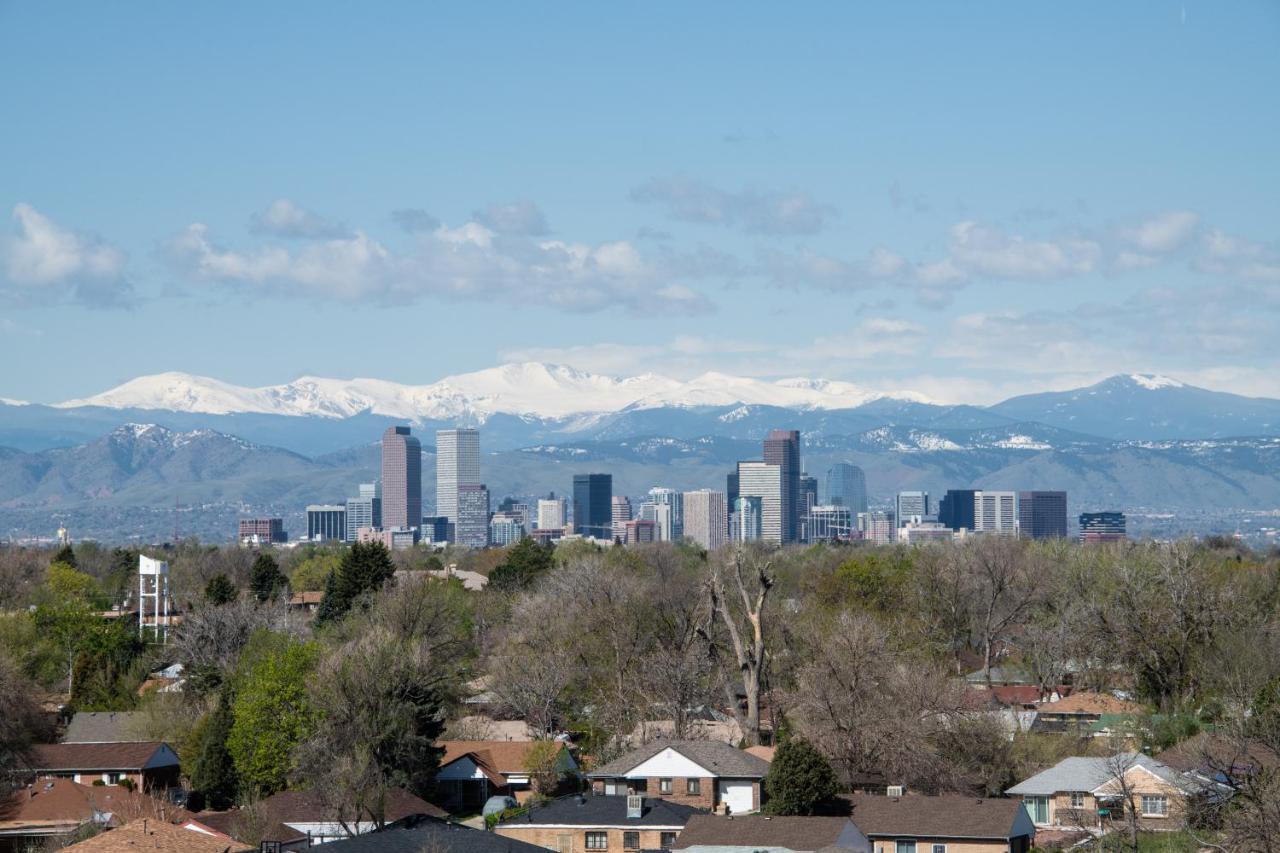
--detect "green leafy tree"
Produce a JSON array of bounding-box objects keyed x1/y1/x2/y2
[
  {"x1": 249, "y1": 554, "x2": 286, "y2": 602},
  {"x1": 51, "y1": 544, "x2": 77, "y2": 569},
  {"x1": 316, "y1": 541, "x2": 395, "y2": 624},
  {"x1": 68, "y1": 618, "x2": 145, "y2": 710},
  {"x1": 764, "y1": 738, "x2": 838, "y2": 815},
  {"x1": 204, "y1": 574, "x2": 238, "y2": 606},
  {"x1": 189, "y1": 691, "x2": 239, "y2": 810},
  {"x1": 227, "y1": 631, "x2": 319, "y2": 796},
  {"x1": 489, "y1": 538, "x2": 554, "y2": 591},
  {"x1": 289, "y1": 553, "x2": 341, "y2": 592}
]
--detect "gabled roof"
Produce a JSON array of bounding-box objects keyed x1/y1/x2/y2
[
  {"x1": 672, "y1": 815, "x2": 854, "y2": 851},
  {"x1": 440, "y1": 741, "x2": 560, "y2": 778},
  {"x1": 63, "y1": 712, "x2": 146, "y2": 744},
  {"x1": 846, "y1": 794, "x2": 1031, "y2": 840},
  {"x1": 319, "y1": 815, "x2": 551, "y2": 853},
  {"x1": 1006, "y1": 753, "x2": 1188, "y2": 797},
  {"x1": 1035, "y1": 692, "x2": 1143, "y2": 716},
  {"x1": 0, "y1": 778, "x2": 198, "y2": 829},
  {"x1": 61, "y1": 818, "x2": 253, "y2": 852},
  {"x1": 26, "y1": 741, "x2": 177, "y2": 772},
  {"x1": 588, "y1": 741, "x2": 770, "y2": 779},
  {"x1": 499, "y1": 794, "x2": 703, "y2": 828}
]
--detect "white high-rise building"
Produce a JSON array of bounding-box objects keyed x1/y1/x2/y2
[
  {"x1": 973, "y1": 491, "x2": 1018, "y2": 535},
  {"x1": 736, "y1": 461, "x2": 782, "y2": 544},
  {"x1": 537, "y1": 497, "x2": 567, "y2": 530},
  {"x1": 611, "y1": 496, "x2": 633, "y2": 541},
  {"x1": 647, "y1": 488, "x2": 683, "y2": 539},
  {"x1": 733, "y1": 496, "x2": 763, "y2": 542},
  {"x1": 857, "y1": 510, "x2": 896, "y2": 544},
  {"x1": 683, "y1": 489, "x2": 727, "y2": 551},
  {"x1": 436, "y1": 428, "x2": 481, "y2": 526}
]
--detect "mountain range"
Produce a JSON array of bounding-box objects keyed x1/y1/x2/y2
[{"x1": 2, "y1": 366, "x2": 1279, "y2": 541}]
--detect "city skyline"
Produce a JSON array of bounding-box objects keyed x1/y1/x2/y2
[{"x1": 3, "y1": 4, "x2": 1279, "y2": 405}]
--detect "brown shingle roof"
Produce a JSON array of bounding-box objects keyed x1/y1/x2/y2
[
  {"x1": 439, "y1": 740, "x2": 547, "y2": 775},
  {"x1": 846, "y1": 794, "x2": 1027, "y2": 839},
  {"x1": 1035, "y1": 692, "x2": 1143, "y2": 716},
  {"x1": 62, "y1": 713, "x2": 146, "y2": 744},
  {"x1": 62, "y1": 818, "x2": 252, "y2": 852},
  {"x1": 588, "y1": 741, "x2": 769, "y2": 779},
  {"x1": 26, "y1": 742, "x2": 177, "y2": 772},
  {"x1": 672, "y1": 815, "x2": 853, "y2": 851},
  {"x1": 0, "y1": 778, "x2": 195, "y2": 828}
]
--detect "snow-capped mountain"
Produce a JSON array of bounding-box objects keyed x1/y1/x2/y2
[{"x1": 52, "y1": 363, "x2": 932, "y2": 422}]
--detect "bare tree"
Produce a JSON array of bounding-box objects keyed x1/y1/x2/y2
[
  {"x1": 964, "y1": 537, "x2": 1042, "y2": 686},
  {"x1": 702, "y1": 547, "x2": 773, "y2": 746}
]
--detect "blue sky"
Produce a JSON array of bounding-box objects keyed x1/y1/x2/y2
[{"x1": 2, "y1": 1, "x2": 1278, "y2": 404}]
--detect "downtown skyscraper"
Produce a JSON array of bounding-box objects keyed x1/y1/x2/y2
[
  {"x1": 436, "y1": 428, "x2": 481, "y2": 530},
  {"x1": 763, "y1": 429, "x2": 801, "y2": 543},
  {"x1": 381, "y1": 426, "x2": 421, "y2": 531}
]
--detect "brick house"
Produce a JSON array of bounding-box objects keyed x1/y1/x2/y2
[
  {"x1": 1006, "y1": 753, "x2": 1205, "y2": 834},
  {"x1": 437, "y1": 741, "x2": 579, "y2": 812},
  {"x1": 23, "y1": 742, "x2": 181, "y2": 792},
  {"x1": 586, "y1": 741, "x2": 769, "y2": 815},
  {"x1": 496, "y1": 794, "x2": 702, "y2": 853}
]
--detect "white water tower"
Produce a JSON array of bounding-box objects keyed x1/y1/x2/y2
[{"x1": 138, "y1": 555, "x2": 172, "y2": 642}]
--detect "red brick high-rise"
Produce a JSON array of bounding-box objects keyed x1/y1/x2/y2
[{"x1": 381, "y1": 426, "x2": 422, "y2": 531}]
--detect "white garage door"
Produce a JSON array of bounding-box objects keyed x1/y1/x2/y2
[{"x1": 718, "y1": 780, "x2": 754, "y2": 814}]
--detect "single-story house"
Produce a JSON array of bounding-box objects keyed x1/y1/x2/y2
[
  {"x1": 845, "y1": 793, "x2": 1035, "y2": 853},
  {"x1": 62, "y1": 712, "x2": 146, "y2": 744},
  {"x1": 316, "y1": 814, "x2": 553, "y2": 853},
  {"x1": 23, "y1": 742, "x2": 181, "y2": 792},
  {"x1": 200, "y1": 787, "x2": 446, "y2": 847},
  {"x1": 496, "y1": 794, "x2": 703, "y2": 853},
  {"x1": 1006, "y1": 753, "x2": 1201, "y2": 833},
  {"x1": 587, "y1": 741, "x2": 770, "y2": 815},
  {"x1": 0, "y1": 778, "x2": 228, "y2": 851},
  {"x1": 60, "y1": 817, "x2": 252, "y2": 852},
  {"x1": 672, "y1": 814, "x2": 869, "y2": 853},
  {"x1": 437, "y1": 741, "x2": 578, "y2": 812},
  {"x1": 1030, "y1": 693, "x2": 1144, "y2": 737}
]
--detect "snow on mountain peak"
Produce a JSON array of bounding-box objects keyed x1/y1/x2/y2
[
  {"x1": 1128, "y1": 374, "x2": 1185, "y2": 390},
  {"x1": 52, "y1": 363, "x2": 935, "y2": 421}
]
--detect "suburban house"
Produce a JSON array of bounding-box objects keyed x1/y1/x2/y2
[
  {"x1": 0, "y1": 777, "x2": 228, "y2": 851},
  {"x1": 23, "y1": 742, "x2": 181, "y2": 792},
  {"x1": 199, "y1": 787, "x2": 446, "y2": 847},
  {"x1": 496, "y1": 793, "x2": 703, "y2": 853},
  {"x1": 1030, "y1": 693, "x2": 1144, "y2": 737},
  {"x1": 1156, "y1": 732, "x2": 1280, "y2": 786},
  {"x1": 587, "y1": 741, "x2": 770, "y2": 815},
  {"x1": 845, "y1": 794, "x2": 1036, "y2": 853},
  {"x1": 60, "y1": 817, "x2": 252, "y2": 852},
  {"x1": 673, "y1": 815, "x2": 870, "y2": 853},
  {"x1": 318, "y1": 815, "x2": 551, "y2": 853},
  {"x1": 1006, "y1": 753, "x2": 1200, "y2": 833},
  {"x1": 437, "y1": 741, "x2": 579, "y2": 812},
  {"x1": 288, "y1": 590, "x2": 324, "y2": 614},
  {"x1": 62, "y1": 712, "x2": 146, "y2": 744}
]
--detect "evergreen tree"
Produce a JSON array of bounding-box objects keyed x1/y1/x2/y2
[
  {"x1": 249, "y1": 554, "x2": 285, "y2": 602},
  {"x1": 51, "y1": 544, "x2": 77, "y2": 568},
  {"x1": 204, "y1": 573, "x2": 238, "y2": 606},
  {"x1": 489, "y1": 537, "x2": 554, "y2": 591},
  {"x1": 189, "y1": 691, "x2": 239, "y2": 810},
  {"x1": 763, "y1": 738, "x2": 838, "y2": 815},
  {"x1": 316, "y1": 541, "x2": 395, "y2": 624}
]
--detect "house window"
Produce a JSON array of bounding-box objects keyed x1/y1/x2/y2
[
  {"x1": 105, "y1": 773, "x2": 123, "y2": 785},
  {"x1": 659, "y1": 778, "x2": 673, "y2": 794},
  {"x1": 624, "y1": 832, "x2": 640, "y2": 850},
  {"x1": 660, "y1": 832, "x2": 677, "y2": 848},
  {"x1": 932, "y1": 846, "x2": 946, "y2": 853},
  {"x1": 686, "y1": 778, "x2": 701, "y2": 795},
  {"x1": 895, "y1": 842, "x2": 916, "y2": 853},
  {"x1": 1070, "y1": 791, "x2": 1086, "y2": 809},
  {"x1": 586, "y1": 832, "x2": 608, "y2": 850},
  {"x1": 1024, "y1": 796, "x2": 1049, "y2": 824},
  {"x1": 1140, "y1": 795, "x2": 1168, "y2": 817}
]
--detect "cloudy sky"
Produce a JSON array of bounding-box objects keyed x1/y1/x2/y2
[{"x1": 2, "y1": 2, "x2": 1278, "y2": 404}]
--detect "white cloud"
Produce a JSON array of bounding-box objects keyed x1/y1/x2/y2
[
  {"x1": 473, "y1": 200, "x2": 549, "y2": 236},
  {"x1": 947, "y1": 221, "x2": 1101, "y2": 279},
  {"x1": 1, "y1": 203, "x2": 130, "y2": 306},
  {"x1": 1194, "y1": 228, "x2": 1280, "y2": 282},
  {"x1": 631, "y1": 176, "x2": 835, "y2": 235},
  {"x1": 1119, "y1": 210, "x2": 1199, "y2": 253},
  {"x1": 250, "y1": 199, "x2": 350, "y2": 239}
]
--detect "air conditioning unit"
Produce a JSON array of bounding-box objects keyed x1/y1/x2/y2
[
  {"x1": 886, "y1": 785, "x2": 904, "y2": 798},
  {"x1": 627, "y1": 795, "x2": 643, "y2": 819}
]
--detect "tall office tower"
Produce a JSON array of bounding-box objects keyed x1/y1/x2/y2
[
  {"x1": 238, "y1": 518, "x2": 286, "y2": 546},
  {"x1": 1079, "y1": 511, "x2": 1127, "y2": 543},
  {"x1": 611, "y1": 496, "x2": 633, "y2": 541},
  {"x1": 489, "y1": 512, "x2": 526, "y2": 546},
  {"x1": 895, "y1": 490, "x2": 931, "y2": 526},
  {"x1": 763, "y1": 430, "x2": 801, "y2": 543},
  {"x1": 455, "y1": 484, "x2": 491, "y2": 549},
  {"x1": 648, "y1": 487, "x2": 684, "y2": 539},
  {"x1": 825, "y1": 462, "x2": 868, "y2": 513},
  {"x1": 939, "y1": 489, "x2": 977, "y2": 531},
  {"x1": 726, "y1": 470, "x2": 739, "y2": 508},
  {"x1": 652, "y1": 503, "x2": 675, "y2": 541},
  {"x1": 382, "y1": 427, "x2": 422, "y2": 531},
  {"x1": 436, "y1": 428, "x2": 481, "y2": 528},
  {"x1": 798, "y1": 473, "x2": 818, "y2": 541},
  {"x1": 973, "y1": 491, "x2": 1018, "y2": 535},
  {"x1": 1018, "y1": 491, "x2": 1068, "y2": 539},
  {"x1": 572, "y1": 473, "x2": 613, "y2": 540},
  {"x1": 307, "y1": 504, "x2": 347, "y2": 542},
  {"x1": 683, "y1": 489, "x2": 728, "y2": 551},
  {"x1": 537, "y1": 497, "x2": 567, "y2": 530},
  {"x1": 733, "y1": 496, "x2": 763, "y2": 542},
  {"x1": 345, "y1": 482, "x2": 382, "y2": 541},
  {"x1": 736, "y1": 461, "x2": 782, "y2": 544},
  {"x1": 808, "y1": 505, "x2": 853, "y2": 542},
  {"x1": 858, "y1": 510, "x2": 896, "y2": 544},
  {"x1": 421, "y1": 516, "x2": 449, "y2": 543}
]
